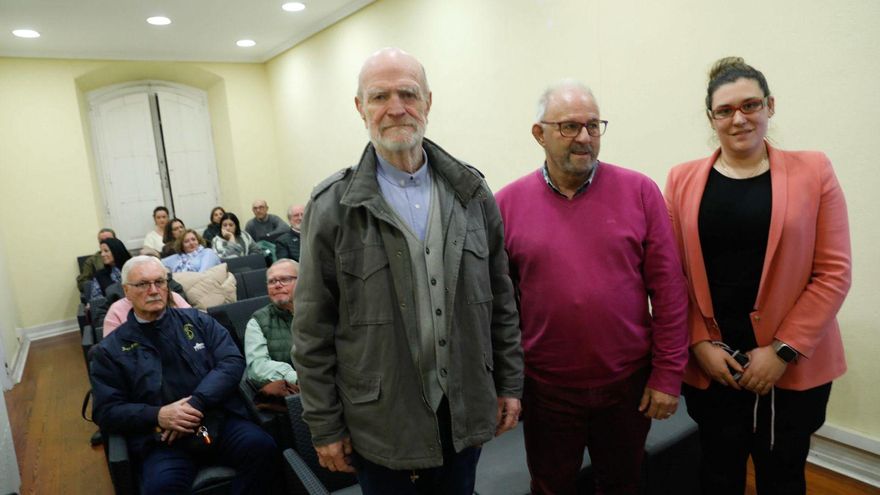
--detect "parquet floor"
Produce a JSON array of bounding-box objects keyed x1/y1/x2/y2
[
  {"x1": 4, "y1": 332, "x2": 878, "y2": 494},
  {"x1": 5, "y1": 332, "x2": 111, "y2": 494}
]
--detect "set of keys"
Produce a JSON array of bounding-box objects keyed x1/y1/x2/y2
[{"x1": 197, "y1": 425, "x2": 212, "y2": 445}]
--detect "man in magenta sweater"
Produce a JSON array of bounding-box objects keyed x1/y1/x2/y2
[{"x1": 496, "y1": 80, "x2": 689, "y2": 495}]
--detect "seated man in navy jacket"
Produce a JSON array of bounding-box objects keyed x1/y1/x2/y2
[{"x1": 90, "y1": 255, "x2": 278, "y2": 493}]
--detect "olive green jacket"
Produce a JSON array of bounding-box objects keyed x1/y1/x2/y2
[{"x1": 292, "y1": 139, "x2": 523, "y2": 470}]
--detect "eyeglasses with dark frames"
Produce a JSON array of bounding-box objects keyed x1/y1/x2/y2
[
  {"x1": 267, "y1": 276, "x2": 298, "y2": 287},
  {"x1": 540, "y1": 120, "x2": 608, "y2": 138},
  {"x1": 709, "y1": 97, "x2": 767, "y2": 120}
]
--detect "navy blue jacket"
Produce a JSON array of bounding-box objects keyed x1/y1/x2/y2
[{"x1": 89, "y1": 308, "x2": 248, "y2": 455}]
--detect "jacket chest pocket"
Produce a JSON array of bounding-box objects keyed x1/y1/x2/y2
[
  {"x1": 339, "y1": 246, "x2": 394, "y2": 325},
  {"x1": 461, "y1": 227, "x2": 493, "y2": 305}
]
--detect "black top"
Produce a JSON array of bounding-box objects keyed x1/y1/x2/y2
[{"x1": 698, "y1": 167, "x2": 772, "y2": 352}]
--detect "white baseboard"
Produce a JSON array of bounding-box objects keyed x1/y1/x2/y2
[
  {"x1": 9, "y1": 337, "x2": 28, "y2": 385},
  {"x1": 20, "y1": 318, "x2": 78, "y2": 342},
  {"x1": 809, "y1": 423, "x2": 880, "y2": 487},
  {"x1": 9, "y1": 318, "x2": 78, "y2": 385}
]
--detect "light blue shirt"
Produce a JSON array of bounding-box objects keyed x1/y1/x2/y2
[{"x1": 375, "y1": 150, "x2": 432, "y2": 241}]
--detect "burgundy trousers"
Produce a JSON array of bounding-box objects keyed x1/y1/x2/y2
[{"x1": 522, "y1": 367, "x2": 651, "y2": 495}]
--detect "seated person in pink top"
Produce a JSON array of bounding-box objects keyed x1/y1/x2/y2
[
  {"x1": 103, "y1": 286, "x2": 190, "y2": 336},
  {"x1": 495, "y1": 80, "x2": 689, "y2": 495}
]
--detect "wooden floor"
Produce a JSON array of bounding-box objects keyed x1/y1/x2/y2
[
  {"x1": 5, "y1": 332, "x2": 112, "y2": 494},
  {"x1": 4, "y1": 332, "x2": 879, "y2": 494}
]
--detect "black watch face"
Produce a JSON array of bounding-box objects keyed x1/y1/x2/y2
[{"x1": 778, "y1": 346, "x2": 797, "y2": 363}]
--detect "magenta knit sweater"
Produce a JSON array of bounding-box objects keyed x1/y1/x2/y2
[{"x1": 496, "y1": 165, "x2": 689, "y2": 395}]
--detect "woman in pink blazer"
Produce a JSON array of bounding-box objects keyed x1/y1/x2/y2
[{"x1": 664, "y1": 57, "x2": 851, "y2": 495}]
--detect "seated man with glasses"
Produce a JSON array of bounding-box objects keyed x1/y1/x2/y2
[
  {"x1": 244, "y1": 258, "x2": 301, "y2": 405},
  {"x1": 89, "y1": 255, "x2": 279, "y2": 493}
]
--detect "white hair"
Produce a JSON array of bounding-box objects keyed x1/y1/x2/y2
[
  {"x1": 535, "y1": 79, "x2": 597, "y2": 121},
  {"x1": 267, "y1": 258, "x2": 299, "y2": 281},
  {"x1": 121, "y1": 255, "x2": 166, "y2": 284}
]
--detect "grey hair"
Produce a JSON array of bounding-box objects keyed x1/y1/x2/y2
[
  {"x1": 287, "y1": 204, "x2": 304, "y2": 218},
  {"x1": 267, "y1": 258, "x2": 299, "y2": 280},
  {"x1": 535, "y1": 79, "x2": 597, "y2": 122},
  {"x1": 121, "y1": 255, "x2": 166, "y2": 284}
]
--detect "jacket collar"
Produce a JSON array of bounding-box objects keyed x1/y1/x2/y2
[
  {"x1": 111, "y1": 310, "x2": 163, "y2": 349},
  {"x1": 340, "y1": 138, "x2": 483, "y2": 211},
  {"x1": 268, "y1": 303, "x2": 294, "y2": 321}
]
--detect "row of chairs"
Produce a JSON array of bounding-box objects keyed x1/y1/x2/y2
[{"x1": 280, "y1": 394, "x2": 701, "y2": 495}]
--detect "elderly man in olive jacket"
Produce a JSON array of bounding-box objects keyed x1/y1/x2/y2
[{"x1": 292, "y1": 47, "x2": 523, "y2": 494}]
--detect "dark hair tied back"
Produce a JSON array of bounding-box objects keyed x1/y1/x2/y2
[{"x1": 706, "y1": 56, "x2": 771, "y2": 111}]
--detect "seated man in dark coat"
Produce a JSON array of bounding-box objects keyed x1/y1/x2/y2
[
  {"x1": 273, "y1": 204, "x2": 304, "y2": 261},
  {"x1": 89, "y1": 255, "x2": 278, "y2": 493}
]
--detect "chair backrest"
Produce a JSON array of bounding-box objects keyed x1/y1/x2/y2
[
  {"x1": 89, "y1": 296, "x2": 108, "y2": 334},
  {"x1": 77, "y1": 254, "x2": 92, "y2": 274},
  {"x1": 240, "y1": 268, "x2": 269, "y2": 299},
  {"x1": 224, "y1": 253, "x2": 266, "y2": 273},
  {"x1": 285, "y1": 394, "x2": 359, "y2": 492},
  {"x1": 233, "y1": 272, "x2": 249, "y2": 301},
  {"x1": 207, "y1": 296, "x2": 271, "y2": 350}
]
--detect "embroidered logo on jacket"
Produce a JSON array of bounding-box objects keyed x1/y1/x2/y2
[
  {"x1": 193, "y1": 342, "x2": 206, "y2": 351},
  {"x1": 183, "y1": 323, "x2": 195, "y2": 340},
  {"x1": 121, "y1": 343, "x2": 139, "y2": 352}
]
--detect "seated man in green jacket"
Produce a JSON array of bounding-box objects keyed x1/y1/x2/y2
[
  {"x1": 244, "y1": 258, "x2": 300, "y2": 400},
  {"x1": 76, "y1": 228, "x2": 116, "y2": 293}
]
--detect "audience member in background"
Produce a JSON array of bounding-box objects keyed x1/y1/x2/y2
[
  {"x1": 161, "y1": 218, "x2": 186, "y2": 257},
  {"x1": 212, "y1": 212, "x2": 260, "y2": 258},
  {"x1": 142, "y1": 206, "x2": 169, "y2": 255},
  {"x1": 89, "y1": 256, "x2": 278, "y2": 493},
  {"x1": 496, "y1": 80, "x2": 688, "y2": 495},
  {"x1": 274, "y1": 204, "x2": 304, "y2": 261},
  {"x1": 245, "y1": 259, "x2": 300, "y2": 408},
  {"x1": 202, "y1": 206, "x2": 226, "y2": 245},
  {"x1": 85, "y1": 237, "x2": 133, "y2": 301},
  {"x1": 162, "y1": 229, "x2": 222, "y2": 273},
  {"x1": 77, "y1": 228, "x2": 116, "y2": 293},
  {"x1": 245, "y1": 200, "x2": 287, "y2": 241},
  {"x1": 665, "y1": 56, "x2": 852, "y2": 495}
]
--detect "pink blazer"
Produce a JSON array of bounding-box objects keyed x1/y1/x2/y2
[{"x1": 664, "y1": 143, "x2": 851, "y2": 390}]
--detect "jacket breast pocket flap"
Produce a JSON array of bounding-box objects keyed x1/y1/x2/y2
[
  {"x1": 339, "y1": 246, "x2": 389, "y2": 281},
  {"x1": 463, "y1": 228, "x2": 489, "y2": 259},
  {"x1": 337, "y1": 366, "x2": 381, "y2": 405}
]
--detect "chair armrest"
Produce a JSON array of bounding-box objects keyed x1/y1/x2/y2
[
  {"x1": 283, "y1": 448, "x2": 331, "y2": 495},
  {"x1": 106, "y1": 433, "x2": 137, "y2": 495}
]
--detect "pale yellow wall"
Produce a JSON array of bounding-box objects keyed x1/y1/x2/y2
[
  {"x1": 265, "y1": 0, "x2": 880, "y2": 440},
  {"x1": 0, "y1": 227, "x2": 20, "y2": 369},
  {"x1": 0, "y1": 58, "x2": 282, "y2": 335}
]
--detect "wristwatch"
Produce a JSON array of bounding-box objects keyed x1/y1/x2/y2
[{"x1": 773, "y1": 340, "x2": 798, "y2": 363}]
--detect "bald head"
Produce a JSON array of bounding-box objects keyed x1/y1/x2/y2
[
  {"x1": 357, "y1": 47, "x2": 430, "y2": 101},
  {"x1": 536, "y1": 79, "x2": 598, "y2": 122},
  {"x1": 252, "y1": 199, "x2": 269, "y2": 220}
]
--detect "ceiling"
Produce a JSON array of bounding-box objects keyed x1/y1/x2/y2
[{"x1": 0, "y1": 0, "x2": 374, "y2": 63}]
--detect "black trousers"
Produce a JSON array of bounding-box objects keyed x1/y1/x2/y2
[{"x1": 683, "y1": 381, "x2": 831, "y2": 495}]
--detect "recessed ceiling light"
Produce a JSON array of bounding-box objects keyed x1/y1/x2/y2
[
  {"x1": 282, "y1": 2, "x2": 306, "y2": 12},
  {"x1": 146, "y1": 16, "x2": 172, "y2": 26},
  {"x1": 12, "y1": 29, "x2": 40, "y2": 39},
  {"x1": 236, "y1": 39, "x2": 256, "y2": 48}
]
